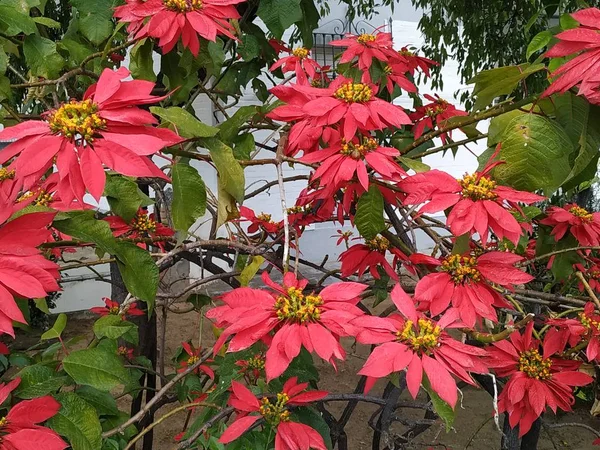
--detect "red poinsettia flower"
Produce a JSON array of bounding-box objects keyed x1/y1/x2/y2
[
  {"x1": 354, "y1": 285, "x2": 487, "y2": 406},
  {"x1": 105, "y1": 209, "x2": 175, "y2": 250},
  {"x1": 178, "y1": 342, "x2": 214, "y2": 379},
  {"x1": 377, "y1": 61, "x2": 417, "y2": 95},
  {"x1": 399, "y1": 162, "x2": 544, "y2": 246},
  {"x1": 330, "y1": 31, "x2": 394, "y2": 70},
  {"x1": 114, "y1": 0, "x2": 245, "y2": 56},
  {"x1": 301, "y1": 133, "x2": 406, "y2": 193},
  {"x1": 0, "y1": 68, "x2": 182, "y2": 205},
  {"x1": 270, "y1": 46, "x2": 322, "y2": 85},
  {"x1": 332, "y1": 230, "x2": 354, "y2": 248},
  {"x1": 0, "y1": 378, "x2": 68, "y2": 450},
  {"x1": 236, "y1": 353, "x2": 265, "y2": 385},
  {"x1": 339, "y1": 236, "x2": 409, "y2": 281},
  {"x1": 394, "y1": 47, "x2": 438, "y2": 77},
  {"x1": 238, "y1": 206, "x2": 283, "y2": 234},
  {"x1": 409, "y1": 94, "x2": 468, "y2": 144},
  {"x1": 413, "y1": 251, "x2": 533, "y2": 327},
  {"x1": 540, "y1": 204, "x2": 600, "y2": 246},
  {"x1": 207, "y1": 271, "x2": 367, "y2": 380},
  {"x1": 542, "y1": 8, "x2": 600, "y2": 104},
  {"x1": 90, "y1": 297, "x2": 145, "y2": 318},
  {"x1": 487, "y1": 322, "x2": 594, "y2": 436},
  {"x1": 0, "y1": 212, "x2": 60, "y2": 337},
  {"x1": 219, "y1": 378, "x2": 327, "y2": 449},
  {"x1": 12, "y1": 173, "x2": 90, "y2": 213},
  {"x1": 576, "y1": 259, "x2": 600, "y2": 293},
  {"x1": 117, "y1": 346, "x2": 135, "y2": 361}
]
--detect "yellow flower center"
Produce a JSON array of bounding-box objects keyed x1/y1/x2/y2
[
  {"x1": 287, "y1": 206, "x2": 307, "y2": 214},
  {"x1": 383, "y1": 65, "x2": 393, "y2": 74},
  {"x1": 579, "y1": 311, "x2": 600, "y2": 332},
  {"x1": 247, "y1": 354, "x2": 266, "y2": 370},
  {"x1": 0, "y1": 417, "x2": 7, "y2": 427},
  {"x1": 441, "y1": 254, "x2": 481, "y2": 284},
  {"x1": 569, "y1": 205, "x2": 593, "y2": 222},
  {"x1": 187, "y1": 355, "x2": 200, "y2": 365},
  {"x1": 340, "y1": 137, "x2": 378, "y2": 160},
  {"x1": 458, "y1": 173, "x2": 497, "y2": 201},
  {"x1": 48, "y1": 99, "x2": 106, "y2": 143},
  {"x1": 0, "y1": 168, "x2": 15, "y2": 181},
  {"x1": 131, "y1": 213, "x2": 157, "y2": 233},
  {"x1": 397, "y1": 318, "x2": 441, "y2": 353},
  {"x1": 275, "y1": 287, "x2": 323, "y2": 323},
  {"x1": 334, "y1": 82, "x2": 372, "y2": 103},
  {"x1": 259, "y1": 393, "x2": 290, "y2": 426},
  {"x1": 357, "y1": 33, "x2": 377, "y2": 44},
  {"x1": 117, "y1": 346, "x2": 131, "y2": 356},
  {"x1": 518, "y1": 349, "x2": 552, "y2": 380},
  {"x1": 34, "y1": 190, "x2": 52, "y2": 207},
  {"x1": 399, "y1": 49, "x2": 415, "y2": 57},
  {"x1": 109, "y1": 306, "x2": 120, "y2": 315},
  {"x1": 256, "y1": 213, "x2": 274, "y2": 223},
  {"x1": 163, "y1": 0, "x2": 203, "y2": 12},
  {"x1": 366, "y1": 236, "x2": 389, "y2": 252},
  {"x1": 292, "y1": 47, "x2": 309, "y2": 59}
]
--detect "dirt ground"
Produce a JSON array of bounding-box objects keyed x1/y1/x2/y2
[{"x1": 11, "y1": 302, "x2": 599, "y2": 450}]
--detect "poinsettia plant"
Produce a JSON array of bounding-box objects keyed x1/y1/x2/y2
[{"x1": 2, "y1": 1, "x2": 600, "y2": 449}]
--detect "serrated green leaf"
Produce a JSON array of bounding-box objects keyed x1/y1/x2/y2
[
  {"x1": 257, "y1": 0, "x2": 302, "y2": 39},
  {"x1": 203, "y1": 138, "x2": 246, "y2": 203},
  {"x1": 526, "y1": 30, "x2": 552, "y2": 59},
  {"x1": 14, "y1": 365, "x2": 67, "y2": 399},
  {"x1": 495, "y1": 114, "x2": 575, "y2": 194},
  {"x1": 151, "y1": 106, "x2": 219, "y2": 139},
  {"x1": 93, "y1": 315, "x2": 138, "y2": 344},
  {"x1": 0, "y1": 6, "x2": 37, "y2": 35},
  {"x1": 130, "y1": 38, "x2": 156, "y2": 82},
  {"x1": 47, "y1": 392, "x2": 103, "y2": 450},
  {"x1": 76, "y1": 386, "x2": 119, "y2": 417},
  {"x1": 171, "y1": 162, "x2": 207, "y2": 233},
  {"x1": 355, "y1": 185, "x2": 385, "y2": 240},
  {"x1": 104, "y1": 175, "x2": 151, "y2": 222},
  {"x1": 237, "y1": 256, "x2": 264, "y2": 286},
  {"x1": 63, "y1": 348, "x2": 130, "y2": 392},
  {"x1": 23, "y1": 35, "x2": 65, "y2": 79},
  {"x1": 41, "y1": 313, "x2": 67, "y2": 340}
]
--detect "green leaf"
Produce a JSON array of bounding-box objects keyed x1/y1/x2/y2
[
  {"x1": 14, "y1": 365, "x2": 67, "y2": 399},
  {"x1": 114, "y1": 242, "x2": 159, "y2": 308},
  {"x1": 33, "y1": 16, "x2": 61, "y2": 29},
  {"x1": 354, "y1": 185, "x2": 385, "y2": 240},
  {"x1": 23, "y1": 35, "x2": 65, "y2": 79},
  {"x1": 93, "y1": 315, "x2": 138, "y2": 344},
  {"x1": 238, "y1": 34, "x2": 260, "y2": 61},
  {"x1": 469, "y1": 63, "x2": 545, "y2": 111},
  {"x1": 0, "y1": 48, "x2": 7, "y2": 75},
  {"x1": 71, "y1": 0, "x2": 115, "y2": 44},
  {"x1": 47, "y1": 392, "x2": 103, "y2": 450},
  {"x1": 101, "y1": 412, "x2": 137, "y2": 440},
  {"x1": 292, "y1": 408, "x2": 333, "y2": 450},
  {"x1": 560, "y1": 12, "x2": 579, "y2": 30},
  {"x1": 130, "y1": 38, "x2": 156, "y2": 82},
  {"x1": 398, "y1": 156, "x2": 430, "y2": 173},
  {"x1": 0, "y1": 6, "x2": 37, "y2": 35},
  {"x1": 452, "y1": 233, "x2": 471, "y2": 255},
  {"x1": 34, "y1": 297, "x2": 50, "y2": 314},
  {"x1": 232, "y1": 133, "x2": 255, "y2": 160},
  {"x1": 171, "y1": 162, "x2": 207, "y2": 233},
  {"x1": 203, "y1": 138, "x2": 246, "y2": 203},
  {"x1": 150, "y1": 106, "x2": 219, "y2": 139},
  {"x1": 197, "y1": 39, "x2": 225, "y2": 78},
  {"x1": 217, "y1": 106, "x2": 256, "y2": 143},
  {"x1": 104, "y1": 175, "x2": 152, "y2": 222},
  {"x1": 63, "y1": 348, "x2": 130, "y2": 392},
  {"x1": 422, "y1": 375, "x2": 454, "y2": 431},
  {"x1": 494, "y1": 114, "x2": 575, "y2": 194},
  {"x1": 41, "y1": 313, "x2": 67, "y2": 340},
  {"x1": 237, "y1": 256, "x2": 265, "y2": 286},
  {"x1": 216, "y1": 179, "x2": 239, "y2": 229},
  {"x1": 257, "y1": 0, "x2": 302, "y2": 39},
  {"x1": 187, "y1": 293, "x2": 212, "y2": 310},
  {"x1": 487, "y1": 110, "x2": 525, "y2": 145},
  {"x1": 76, "y1": 386, "x2": 119, "y2": 417},
  {"x1": 298, "y1": 0, "x2": 321, "y2": 47},
  {"x1": 526, "y1": 30, "x2": 552, "y2": 60},
  {"x1": 0, "y1": 75, "x2": 11, "y2": 103}
]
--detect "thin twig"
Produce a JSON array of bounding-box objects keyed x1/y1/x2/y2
[
  {"x1": 275, "y1": 133, "x2": 290, "y2": 272},
  {"x1": 575, "y1": 271, "x2": 600, "y2": 311}
]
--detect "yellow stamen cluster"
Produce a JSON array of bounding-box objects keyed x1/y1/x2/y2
[
  {"x1": 259, "y1": 393, "x2": 290, "y2": 426},
  {"x1": 590, "y1": 270, "x2": 600, "y2": 280},
  {"x1": 399, "y1": 49, "x2": 415, "y2": 57},
  {"x1": 579, "y1": 311, "x2": 600, "y2": 332},
  {"x1": 17, "y1": 191, "x2": 35, "y2": 202},
  {"x1": 366, "y1": 236, "x2": 389, "y2": 252},
  {"x1": 187, "y1": 355, "x2": 200, "y2": 366},
  {"x1": 117, "y1": 346, "x2": 131, "y2": 356},
  {"x1": 0, "y1": 417, "x2": 7, "y2": 427},
  {"x1": 425, "y1": 102, "x2": 447, "y2": 117},
  {"x1": 334, "y1": 82, "x2": 372, "y2": 103},
  {"x1": 256, "y1": 213, "x2": 274, "y2": 223},
  {"x1": 292, "y1": 47, "x2": 309, "y2": 59},
  {"x1": 247, "y1": 354, "x2": 266, "y2": 371},
  {"x1": 340, "y1": 137, "x2": 378, "y2": 160},
  {"x1": 48, "y1": 99, "x2": 105, "y2": 143},
  {"x1": 287, "y1": 205, "x2": 309, "y2": 214},
  {"x1": 0, "y1": 168, "x2": 15, "y2": 181},
  {"x1": 275, "y1": 287, "x2": 323, "y2": 323},
  {"x1": 357, "y1": 33, "x2": 377, "y2": 44},
  {"x1": 397, "y1": 318, "x2": 441, "y2": 353},
  {"x1": 458, "y1": 173, "x2": 497, "y2": 201},
  {"x1": 441, "y1": 254, "x2": 481, "y2": 284},
  {"x1": 33, "y1": 190, "x2": 53, "y2": 207},
  {"x1": 383, "y1": 65, "x2": 393, "y2": 74},
  {"x1": 163, "y1": 0, "x2": 203, "y2": 12},
  {"x1": 518, "y1": 349, "x2": 552, "y2": 380},
  {"x1": 109, "y1": 306, "x2": 120, "y2": 315},
  {"x1": 131, "y1": 213, "x2": 157, "y2": 234},
  {"x1": 569, "y1": 205, "x2": 593, "y2": 222}
]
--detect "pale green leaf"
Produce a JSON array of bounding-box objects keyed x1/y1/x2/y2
[
  {"x1": 93, "y1": 315, "x2": 138, "y2": 344},
  {"x1": 203, "y1": 138, "x2": 245, "y2": 203},
  {"x1": 238, "y1": 256, "x2": 265, "y2": 286},
  {"x1": 41, "y1": 313, "x2": 67, "y2": 340},
  {"x1": 526, "y1": 30, "x2": 552, "y2": 60},
  {"x1": 399, "y1": 156, "x2": 430, "y2": 173},
  {"x1": 33, "y1": 16, "x2": 61, "y2": 29},
  {"x1": 150, "y1": 106, "x2": 219, "y2": 139}
]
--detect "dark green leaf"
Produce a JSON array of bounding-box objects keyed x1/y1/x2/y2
[
  {"x1": 47, "y1": 392, "x2": 103, "y2": 450},
  {"x1": 14, "y1": 365, "x2": 67, "y2": 399},
  {"x1": 292, "y1": 408, "x2": 332, "y2": 450},
  {"x1": 257, "y1": 0, "x2": 302, "y2": 39},
  {"x1": 355, "y1": 185, "x2": 385, "y2": 240},
  {"x1": 76, "y1": 386, "x2": 119, "y2": 417},
  {"x1": 171, "y1": 162, "x2": 207, "y2": 233},
  {"x1": 63, "y1": 348, "x2": 130, "y2": 391},
  {"x1": 130, "y1": 38, "x2": 156, "y2": 82},
  {"x1": 298, "y1": 0, "x2": 321, "y2": 47},
  {"x1": 150, "y1": 107, "x2": 219, "y2": 139},
  {"x1": 23, "y1": 35, "x2": 65, "y2": 79},
  {"x1": 71, "y1": 0, "x2": 115, "y2": 44},
  {"x1": 218, "y1": 106, "x2": 256, "y2": 143},
  {"x1": 114, "y1": 242, "x2": 159, "y2": 308},
  {"x1": 104, "y1": 175, "x2": 152, "y2": 222}
]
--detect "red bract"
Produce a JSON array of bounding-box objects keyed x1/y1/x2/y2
[
  {"x1": 90, "y1": 297, "x2": 144, "y2": 318},
  {"x1": 354, "y1": 285, "x2": 487, "y2": 407},
  {"x1": 12, "y1": 173, "x2": 89, "y2": 213},
  {"x1": 0, "y1": 68, "x2": 182, "y2": 205},
  {"x1": 413, "y1": 251, "x2": 533, "y2": 327},
  {"x1": 105, "y1": 209, "x2": 175, "y2": 249},
  {"x1": 540, "y1": 204, "x2": 600, "y2": 246},
  {"x1": 301, "y1": 134, "x2": 406, "y2": 193},
  {"x1": 542, "y1": 8, "x2": 600, "y2": 104},
  {"x1": 409, "y1": 94, "x2": 468, "y2": 144},
  {"x1": 576, "y1": 260, "x2": 600, "y2": 293},
  {"x1": 269, "y1": 46, "x2": 322, "y2": 85},
  {"x1": 378, "y1": 61, "x2": 417, "y2": 95},
  {"x1": 0, "y1": 212, "x2": 60, "y2": 337},
  {"x1": 330, "y1": 31, "x2": 394, "y2": 70},
  {"x1": 220, "y1": 378, "x2": 327, "y2": 450},
  {"x1": 178, "y1": 342, "x2": 214, "y2": 379},
  {"x1": 114, "y1": 0, "x2": 245, "y2": 56},
  {"x1": 239, "y1": 206, "x2": 283, "y2": 234},
  {"x1": 339, "y1": 236, "x2": 408, "y2": 281},
  {"x1": 206, "y1": 272, "x2": 367, "y2": 380},
  {"x1": 0, "y1": 378, "x2": 68, "y2": 450},
  {"x1": 395, "y1": 47, "x2": 437, "y2": 77},
  {"x1": 399, "y1": 164, "x2": 544, "y2": 246},
  {"x1": 487, "y1": 322, "x2": 593, "y2": 436}
]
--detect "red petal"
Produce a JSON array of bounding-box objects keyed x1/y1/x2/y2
[{"x1": 218, "y1": 415, "x2": 260, "y2": 444}]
